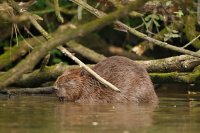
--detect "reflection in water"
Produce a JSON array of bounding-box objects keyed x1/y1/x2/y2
[
  {"x1": 0, "y1": 96, "x2": 156, "y2": 133},
  {"x1": 54, "y1": 103, "x2": 156, "y2": 132},
  {"x1": 0, "y1": 88, "x2": 200, "y2": 133}
]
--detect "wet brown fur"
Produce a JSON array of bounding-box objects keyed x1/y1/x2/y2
[{"x1": 54, "y1": 56, "x2": 158, "y2": 104}]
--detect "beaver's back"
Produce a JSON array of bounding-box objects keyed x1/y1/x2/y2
[
  {"x1": 54, "y1": 56, "x2": 158, "y2": 104},
  {"x1": 79, "y1": 56, "x2": 158, "y2": 104}
]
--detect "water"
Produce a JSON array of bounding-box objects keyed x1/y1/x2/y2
[{"x1": 0, "y1": 86, "x2": 200, "y2": 133}]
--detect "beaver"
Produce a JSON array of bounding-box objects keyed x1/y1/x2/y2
[{"x1": 54, "y1": 56, "x2": 158, "y2": 104}]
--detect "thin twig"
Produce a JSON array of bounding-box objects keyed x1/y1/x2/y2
[
  {"x1": 182, "y1": 34, "x2": 200, "y2": 48},
  {"x1": 54, "y1": 0, "x2": 64, "y2": 23},
  {"x1": 27, "y1": 13, "x2": 51, "y2": 40}
]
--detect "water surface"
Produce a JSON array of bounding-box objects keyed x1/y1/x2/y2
[{"x1": 0, "y1": 86, "x2": 200, "y2": 133}]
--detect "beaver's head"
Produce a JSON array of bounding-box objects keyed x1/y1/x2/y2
[{"x1": 54, "y1": 69, "x2": 85, "y2": 101}]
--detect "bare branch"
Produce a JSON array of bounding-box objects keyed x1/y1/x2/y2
[
  {"x1": 71, "y1": 0, "x2": 200, "y2": 58},
  {"x1": 0, "y1": 1, "x2": 144, "y2": 88}
]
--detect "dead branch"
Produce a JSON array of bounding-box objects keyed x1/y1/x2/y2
[
  {"x1": 138, "y1": 55, "x2": 200, "y2": 72},
  {"x1": 54, "y1": 0, "x2": 64, "y2": 23},
  {"x1": 0, "y1": 1, "x2": 145, "y2": 89},
  {"x1": 71, "y1": 0, "x2": 200, "y2": 58},
  {"x1": 0, "y1": 86, "x2": 54, "y2": 95}
]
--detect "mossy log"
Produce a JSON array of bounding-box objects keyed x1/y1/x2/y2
[
  {"x1": 150, "y1": 71, "x2": 200, "y2": 84},
  {"x1": 9, "y1": 54, "x2": 200, "y2": 87},
  {"x1": 11, "y1": 65, "x2": 200, "y2": 87},
  {"x1": 12, "y1": 64, "x2": 93, "y2": 87},
  {"x1": 0, "y1": 36, "x2": 105, "y2": 71},
  {"x1": 0, "y1": 36, "x2": 45, "y2": 70},
  {"x1": 1, "y1": 68, "x2": 200, "y2": 95},
  {"x1": 139, "y1": 55, "x2": 200, "y2": 72}
]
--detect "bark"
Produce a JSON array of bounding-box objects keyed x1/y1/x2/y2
[{"x1": 138, "y1": 55, "x2": 200, "y2": 72}]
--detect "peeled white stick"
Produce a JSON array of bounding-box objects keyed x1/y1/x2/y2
[{"x1": 57, "y1": 46, "x2": 121, "y2": 92}]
